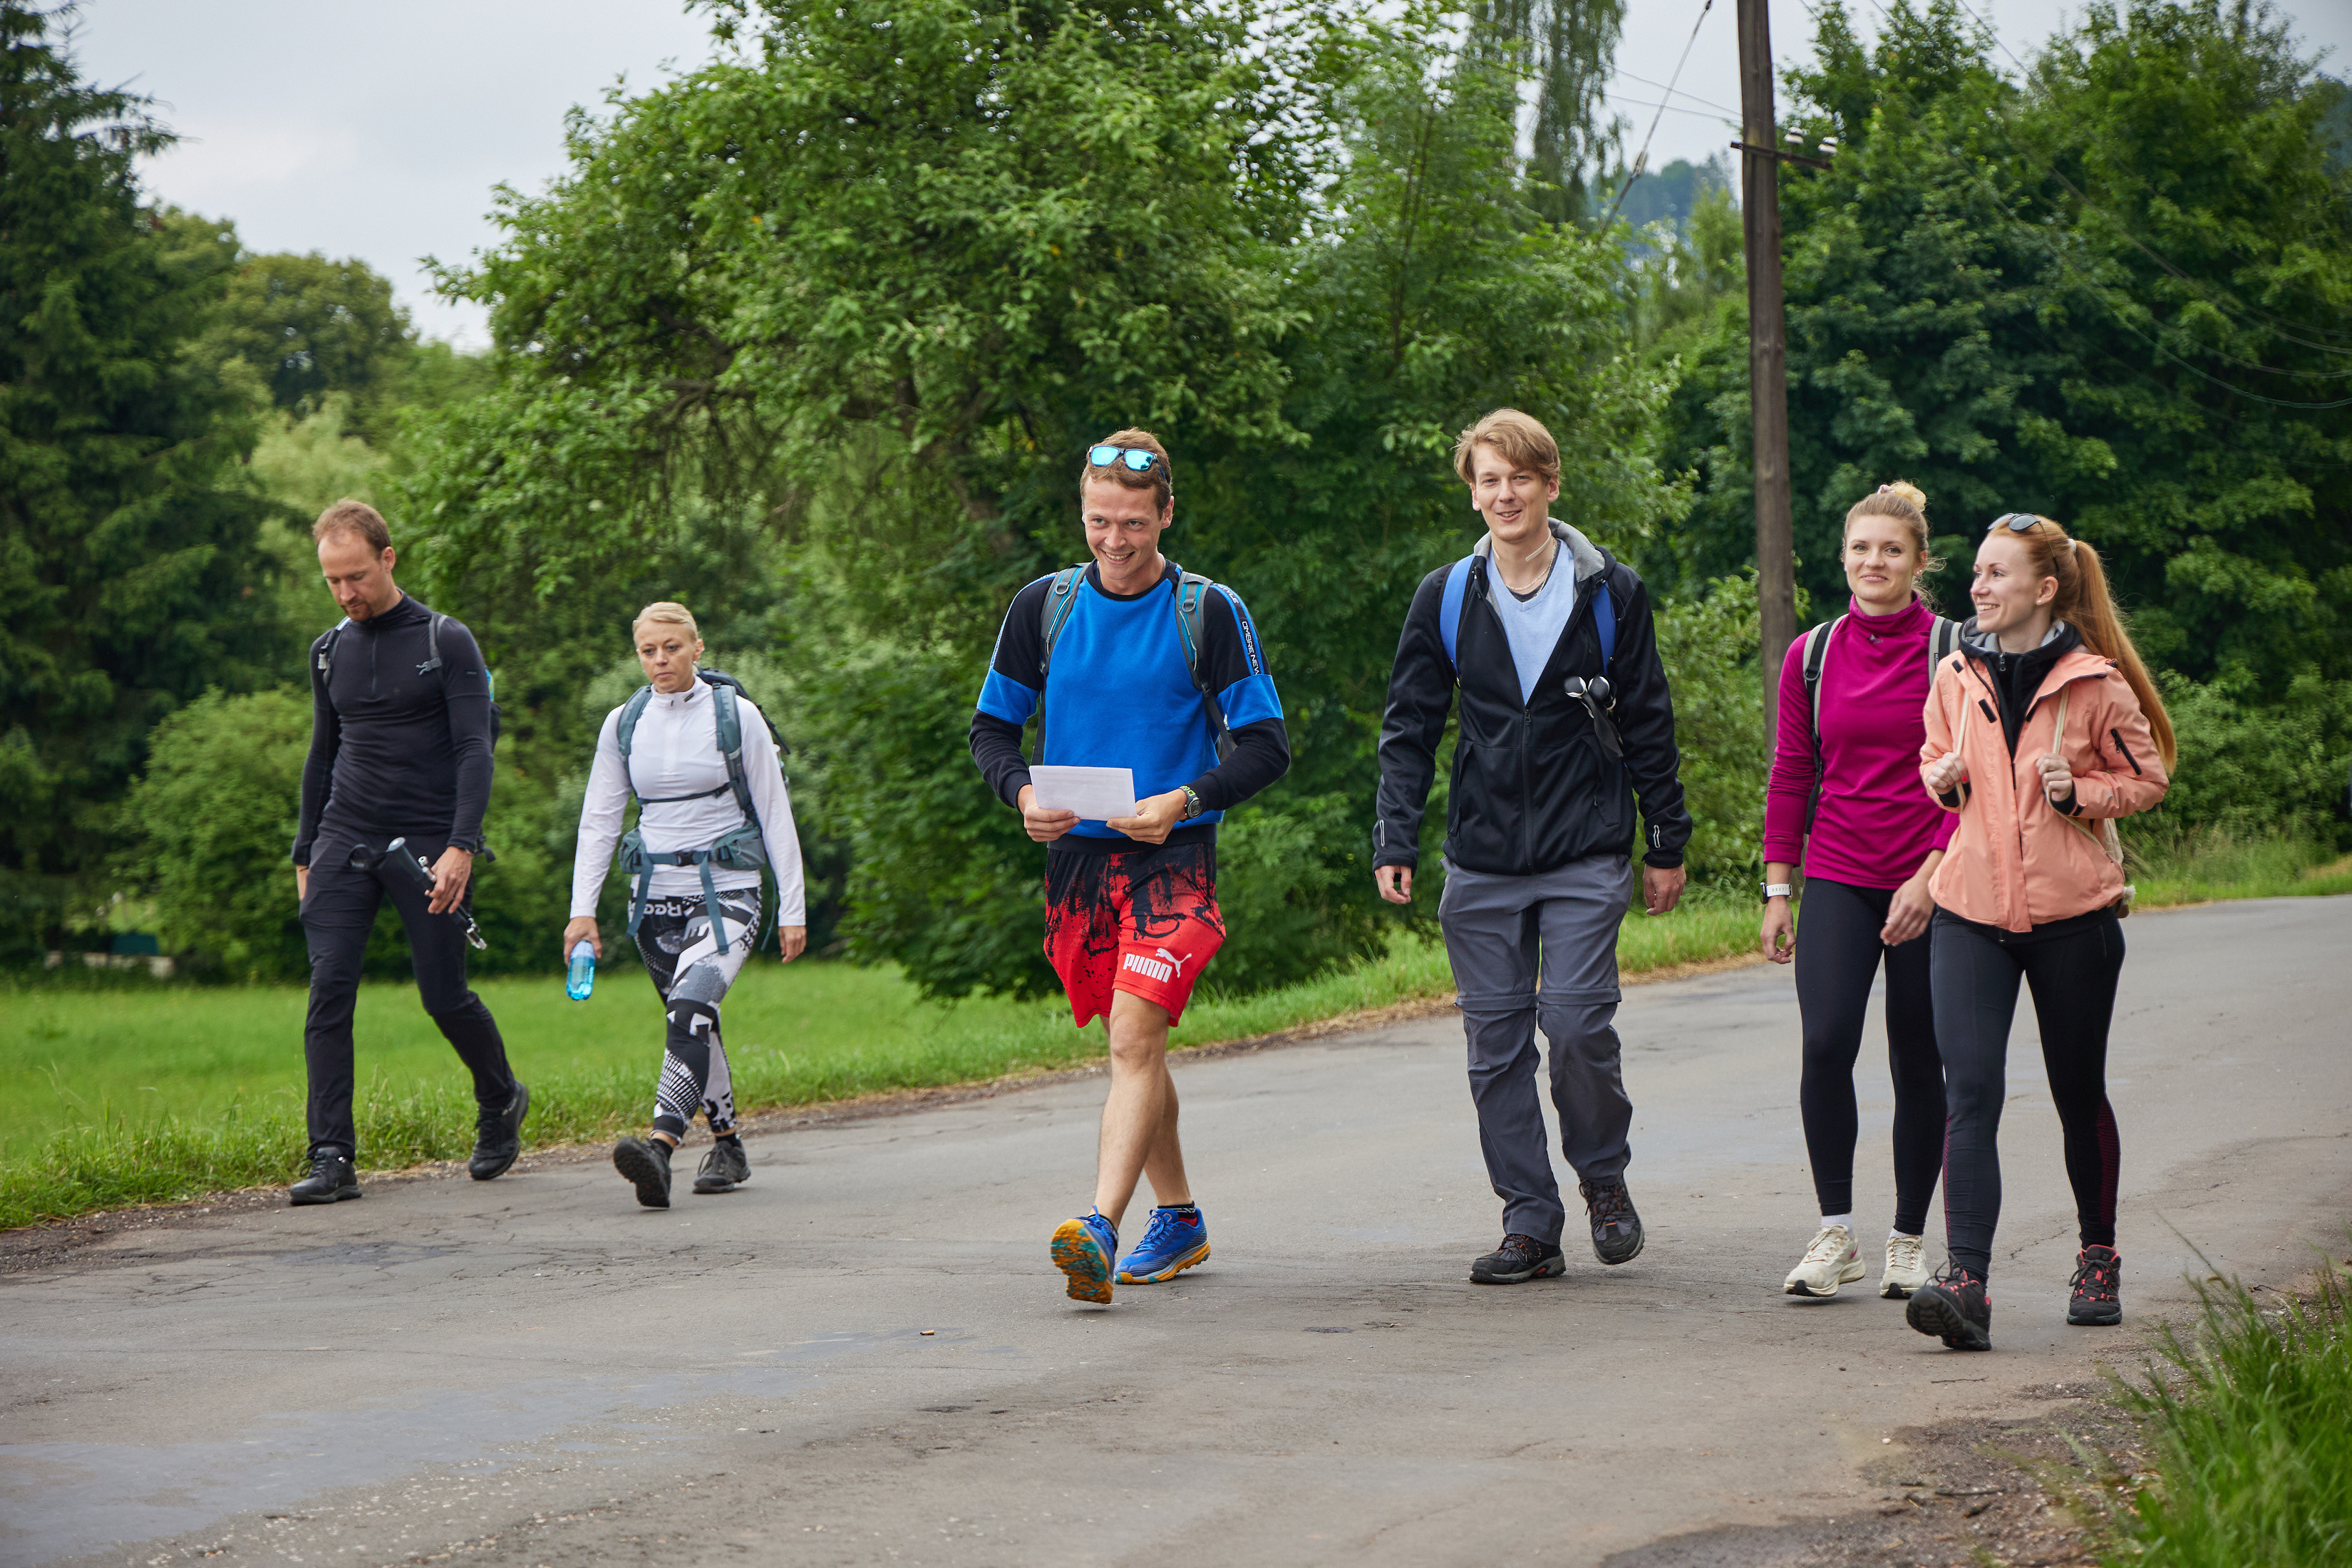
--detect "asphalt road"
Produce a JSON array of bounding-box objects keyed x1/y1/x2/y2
[{"x1": 4, "y1": 896, "x2": 2348, "y2": 1568}]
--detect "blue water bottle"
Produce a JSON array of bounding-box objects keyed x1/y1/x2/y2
[{"x1": 566, "y1": 939, "x2": 597, "y2": 1001}]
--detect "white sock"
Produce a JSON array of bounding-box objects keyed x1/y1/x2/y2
[
  {"x1": 1891, "y1": 1229, "x2": 1920, "y2": 1242},
  {"x1": 1820, "y1": 1213, "x2": 1853, "y2": 1234}
]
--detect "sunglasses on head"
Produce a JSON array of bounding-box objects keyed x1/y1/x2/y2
[
  {"x1": 1988, "y1": 512, "x2": 2041, "y2": 532},
  {"x1": 1088, "y1": 445, "x2": 1160, "y2": 473}
]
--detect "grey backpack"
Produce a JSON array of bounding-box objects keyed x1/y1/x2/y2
[
  {"x1": 612, "y1": 670, "x2": 777, "y2": 948},
  {"x1": 1035, "y1": 563, "x2": 1234, "y2": 763}
]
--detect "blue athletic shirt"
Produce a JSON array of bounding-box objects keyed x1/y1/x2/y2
[{"x1": 969, "y1": 560, "x2": 1289, "y2": 845}]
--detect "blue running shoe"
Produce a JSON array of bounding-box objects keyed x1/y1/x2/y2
[
  {"x1": 1050, "y1": 1210, "x2": 1118, "y2": 1304},
  {"x1": 1118, "y1": 1205, "x2": 1210, "y2": 1284}
]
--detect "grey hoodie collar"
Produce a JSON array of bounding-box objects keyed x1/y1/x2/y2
[
  {"x1": 1959, "y1": 617, "x2": 2070, "y2": 659},
  {"x1": 1472, "y1": 517, "x2": 1608, "y2": 583}
]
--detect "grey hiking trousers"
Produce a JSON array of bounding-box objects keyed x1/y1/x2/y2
[{"x1": 1438, "y1": 853, "x2": 1636, "y2": 1247}]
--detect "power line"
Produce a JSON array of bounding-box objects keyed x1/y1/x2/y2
[
  {"x1": 1602, "y1": 0, "x2": 1715, "y2": 227},
  {"x1": 1610, "y1": 69, "x2": 1740, "y2": 119}
]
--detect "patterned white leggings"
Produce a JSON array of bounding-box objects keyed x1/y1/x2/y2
[{"x1": 631, "y1": 889, "x2": 760, "y2": 1139}]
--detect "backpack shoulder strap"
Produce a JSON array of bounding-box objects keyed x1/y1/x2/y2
[
  {"x1": 615, "y1": 685, "x2": 655, "y2": 763},
  {"x1": 314, "y1": 619, "x2": 352, "y2": 682},
  {"x1": 1037, "y1": 567, "x2": 1087, "y2": 680},
  {"x1": 707, "y1": 679, "x2": 760, "y2": 827},
  {"x1": 1802, "y1": 617, "x2": 1843, "y2": 738},
  {"x1": 1591, "y1": 569, "x2": 1616, "y2": 670},
  {"x1": 1168, "y1": 566, "x2": 1234, "y2": 763},
  {"x1": 1929, "y1": 615, "x2": 1959, "y2": 677},
  {"x1": 1438, "y1": 552, "x2": 1481, "y2": 672},
  {"x1": 417, "y1": 612, "x2": 446, "y2": 674}
]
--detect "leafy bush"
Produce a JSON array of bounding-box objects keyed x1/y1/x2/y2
[
  {"x1": 118, "y1": 686, "x2": 578, "y2": 979},
  {"x1": 118, "y1": 688, "x2": 311, "y2": 979},
  {"x1": 2145, "y1": 666, "x2": 2352, "y2": 851},
  {"x1": 1649, "y1": 572, "x2": 1770, "y2": 884}
]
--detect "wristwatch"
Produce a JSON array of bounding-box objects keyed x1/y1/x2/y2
[
  {"x1": 1180, "y1": 785, "x2": 1205, "y2": 820},
  {"x1": 1762, "y1": 882, "x2": 1793, "y2": 899}
]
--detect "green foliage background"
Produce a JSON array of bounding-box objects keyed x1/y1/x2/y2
[{"x1": 4, "y1": 0, "x2": 2347, "y2": 996}]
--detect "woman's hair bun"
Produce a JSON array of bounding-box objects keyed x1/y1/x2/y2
[{"x1": 1882, "y1": 480, "x2": 1927, "y2": 512}]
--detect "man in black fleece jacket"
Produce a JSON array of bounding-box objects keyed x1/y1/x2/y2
[
  {"x1": 1373, "y1": 411, "x2": 1691, "y2": 1286},
  {"x1": 288, "y1": 501, "x2": 526, "y2": 1205}
]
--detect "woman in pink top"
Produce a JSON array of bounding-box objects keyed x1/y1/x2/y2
[{"x1": 1758, "y1": 483, "x2": 1955, "y2": 1302}]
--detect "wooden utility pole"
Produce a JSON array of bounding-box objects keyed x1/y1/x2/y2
[{"x1": 1736, "y1": 0, "x2": 1797, "y2": 736}]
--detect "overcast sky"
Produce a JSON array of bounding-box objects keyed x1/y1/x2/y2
[{"x1": 64, "y1": 0, "x2": 2352, "y2": 349}]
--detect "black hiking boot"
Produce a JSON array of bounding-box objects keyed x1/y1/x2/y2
[
  {"x1": 1907, "y1": 1264, "x2": 1993, "y2": 1351},
  {"x1": 613, "y1": 1135, "x2": 674, "y2": 1209},
  {"x1": 2067, "y1": 1245, "x2": 2123, "y2": 1326},
  {"x1": 468, "y1": 1080, "x2": 530, "y2": 1181},
  {"x1": 1470, "y1": 1233, "x2": 1567, "y2": 1284},
  {"x1": 1579, "y1": 1175, "x2": 1646, "y2": 1265},
  {"x1": 289, "y1": 1147, "x2": 361, "y2": 1206},
  {"x1": 692, "y1": 1137, "x2": 751, "y2": 1195}
]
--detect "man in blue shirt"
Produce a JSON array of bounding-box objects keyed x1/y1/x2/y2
[{"x1": 970, "y1": 430, "x2": 1289, "y2": 1304}]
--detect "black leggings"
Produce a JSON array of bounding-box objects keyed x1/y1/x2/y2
[
  {"x1": 1930, "y1": 907, "x2": 2125, "y2": 1279},
  {"x1": 1794, "y1": 877, "x2": 1944, "y2": 1234}
]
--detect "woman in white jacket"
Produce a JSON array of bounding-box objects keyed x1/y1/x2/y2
[{"x1": 567, "y1": 602, "x2": 806, "y2": 1208}]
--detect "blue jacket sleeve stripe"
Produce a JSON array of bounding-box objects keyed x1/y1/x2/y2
[
  {"x1": 978, "y1": 669, "x2": 1039, "y2": 726},
  {"x1": 1217, "y1": 672, "x2": 1282, "y2": 730}
]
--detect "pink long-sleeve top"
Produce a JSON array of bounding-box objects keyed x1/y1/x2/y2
[{"x1": 1763, "y1": 596, "x2": 1956, "y2": 889}]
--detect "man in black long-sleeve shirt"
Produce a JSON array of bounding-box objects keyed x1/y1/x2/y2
[{"x1": 288, "y1": 501, "x2": 526, "y2": 1205}]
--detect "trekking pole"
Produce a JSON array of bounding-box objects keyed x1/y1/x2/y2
[{"x1": 356, "y1": 838, "x2": 490, "y2": 950}]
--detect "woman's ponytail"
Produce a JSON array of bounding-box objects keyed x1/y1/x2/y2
[{"x1": 2026, "y1": 523, "x2": 2176, "y2": 769}]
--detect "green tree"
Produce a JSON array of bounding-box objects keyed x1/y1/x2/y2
[
  {"x1": 195, "y1": 250, "x2": 415, "y2": 435},
  {"x1": 1655, "y1": 0, "x2": 2351, "y2": 792},
  {"x1": 0, "y1": 3, "x2": 292, "y2": 955}
]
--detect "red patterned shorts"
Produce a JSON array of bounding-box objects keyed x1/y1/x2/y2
[{"x1": 1043, "y1": 840, "x2": 1224, "y2": 1028}]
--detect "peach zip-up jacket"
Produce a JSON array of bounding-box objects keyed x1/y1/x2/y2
[{"x1": 1920, "y1": 641, "x2": 2170, "y2": 932}]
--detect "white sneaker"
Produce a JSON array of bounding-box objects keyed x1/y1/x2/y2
[
  {"x1": 1783, "y1": 1225, "x2": 1866, "y2": 1297},
  {"x1": 1881, "y1": 1234, "x2": 1930, "y2": 1299}
]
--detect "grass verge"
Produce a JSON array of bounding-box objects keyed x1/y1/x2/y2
[
  {"x1": 0, "y1": 898, "x2": 1758, "y2": 1229},
  {"x1": 3, "y1": 833, "x2": 2341, "y2": 1232},
  {"x1": 2100, "y1": 1257, "x2": 2352, "y2": 1567}
]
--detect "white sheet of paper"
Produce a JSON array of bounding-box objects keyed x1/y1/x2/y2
[{"x1": 1028, "y1": 765, "x2": 1138, "y2": 821}]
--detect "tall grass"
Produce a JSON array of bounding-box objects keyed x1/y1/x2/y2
[{"x1": 2105, "y1": 1258, "x2": 2352, "y2": 1567}]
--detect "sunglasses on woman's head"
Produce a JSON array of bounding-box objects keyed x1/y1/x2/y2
[
  {"x1": 1988, "y1": 512, "x2": 2041, "y2": 532},
  {"x1": 1088, "y1": 445, "x2": 1160, "y2": 472}
]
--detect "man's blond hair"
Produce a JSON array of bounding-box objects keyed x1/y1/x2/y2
[{"x1": 1452, "y1": 409, "x2": 1561, "y2": 488}]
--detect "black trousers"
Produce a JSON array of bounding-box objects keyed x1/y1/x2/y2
[
  {"x1": 299, "y1": 837, "x2": 515, "y2": 1160},
  {"x1": 1929, "y1": 907, "x2": 2125, "y2": 1279},
  {"x1": 1793, "y1": 876, "x2": 1944, "y2": 1235}
]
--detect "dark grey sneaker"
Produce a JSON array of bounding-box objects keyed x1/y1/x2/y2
[
  {"x1": 692, "y1": 1138, "x2": 751, "y2": 1195},
  {"x1": 468, "y1": 1080, "x2": 529, "y2": 1181},
  {"x1": 612, "y1": 1135, "x2": 673, "y2": 1209},
  {"x1": 2067, "y1": 1246, "x2": 2122, "y2": 1326},
  {"x1": 1470, "y1": 1232, "x2": 1567, "y2": 1284},
  {"x1": 1579, "y1": 1175, "x2": 1645, "y2": 1265},
  {"x1": 289, "y1": 1148, "x2": 361, "y2": 1206}
]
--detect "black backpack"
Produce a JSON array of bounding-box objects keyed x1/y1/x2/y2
[{"x1": 315, "y1": 609, "x2": 503, "y2": 746}]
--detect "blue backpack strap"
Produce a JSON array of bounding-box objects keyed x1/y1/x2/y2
[
  {"x1": 1592, "y1": 573, "x2": 1615, "y2": 670},
  {"x1": 1438, "y1": 555, "x2": 1477, "y2": 671}
]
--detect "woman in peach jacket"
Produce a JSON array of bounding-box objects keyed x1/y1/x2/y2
[{"x1": 1904, "y1": 514, "x2": 2173, "y2": 1353}]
